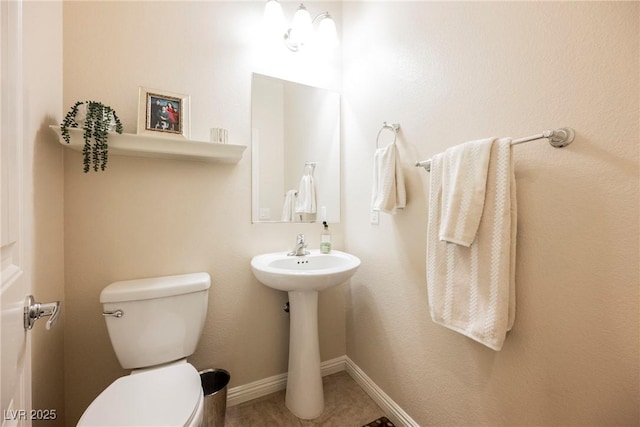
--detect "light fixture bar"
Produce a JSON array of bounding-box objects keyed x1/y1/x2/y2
[{"x1": 267, "y1": 2, "x2": 338, "y2": 53}]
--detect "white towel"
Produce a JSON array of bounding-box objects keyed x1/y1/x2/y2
[
  {"x1": 295, "y1": 175, "x2": 316, "y2": 214},
  {"x1": 439, "y1": 137, "x2": 495, "y2": 246},
  {"x1": 426, "y1": 138, "x2": 517, "y2": 351},
  {"x1": 281, "y1": 189, "x2": 298, "y2": 222},
  {"x1": 371, "y1": 144, "x2": 406, "y2": 214}
]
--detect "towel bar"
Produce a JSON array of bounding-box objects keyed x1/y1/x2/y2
[{"x1": 415, "y1": 127, "x2": 575, "y2": 172}]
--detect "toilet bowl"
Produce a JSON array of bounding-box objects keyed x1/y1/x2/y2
[{"x1": 77, "y1": 273, "x2": 211, "y2": 427}]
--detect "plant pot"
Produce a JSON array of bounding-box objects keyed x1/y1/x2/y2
[
  {"x1": 74, "y1": 102, "x2": 118, "y2": 132},
  {"x1": 61, "y1": 100, "x2": 123, "y2": 172}
]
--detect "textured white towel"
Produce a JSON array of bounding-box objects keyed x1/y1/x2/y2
[
  {"x1": 440, "y1": 137, "x2": 495, "y2": 246},
  {"x1": 281, "y1": 189, "x2": 298, "y2": 222},
  {"x1": 371, "y1": 144, "x2": 406, "y2": 214},
  {"x1": 295, "y1": 175, "x2": 316, "y2": 214},
  {"x1": 426, "y1": 138, "x2": 517, "y2": 351}
]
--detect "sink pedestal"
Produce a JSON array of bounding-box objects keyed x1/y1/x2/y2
[
  {"x1": 285, "y1": 290, "x2": 324, "y2": 419},
  {"x1": 250, "y1": 249, "x2": 361, "y2": 419}
]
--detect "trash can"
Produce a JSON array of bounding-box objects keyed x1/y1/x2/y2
[{"x1": 200, "y1": 369, "x2": 231, "y2": 427}]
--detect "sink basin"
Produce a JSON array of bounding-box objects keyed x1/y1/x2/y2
[
  {"x1": 250, "y1": 249, "x2": 360, "y2": 419},
  {"x1": 251, "y1": 249, "x2": 361, "y2": 292}
]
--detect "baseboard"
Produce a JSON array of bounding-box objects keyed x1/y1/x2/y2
[
  {"x1": 344, "y1": 356, "x2": 419, "y2": 427},
  {"x1": 226, "y1": 355, "x2": 418, "y2": 427},
  {"x1": 226, "y1": 370, "x2": 287, "y2": 408},
  {"x1": 226, "y1": 355, "x2": 346, "y2": 407}
]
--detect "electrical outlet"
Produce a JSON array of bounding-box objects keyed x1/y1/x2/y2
[
  {"x1": 259, "y1": 208, "x2": 271, "y2": 220},
  {"x1": 370, "y1": 210, "x2": 379, "y2": 225}
]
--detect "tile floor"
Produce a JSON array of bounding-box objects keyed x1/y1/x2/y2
[{"x1": 225, "y1": 371, "x2": 388, "y2": 427}]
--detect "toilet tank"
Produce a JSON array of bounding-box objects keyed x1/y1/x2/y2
[{"x1": 100, "y1": 272, "x2": 211, "y2": 370}]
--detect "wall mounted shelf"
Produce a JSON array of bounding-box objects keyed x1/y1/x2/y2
[{"x1": 50, "y1": 125, "x2": 246, "y2": 164}]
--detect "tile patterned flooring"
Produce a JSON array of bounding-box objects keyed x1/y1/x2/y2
[{"x1": 225, "y1": 371, "x2": 388, "y2": 427}]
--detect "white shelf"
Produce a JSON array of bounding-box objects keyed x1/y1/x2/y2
[{"x1": 50, "y1": 125, "x2": 246, "y2": 164}]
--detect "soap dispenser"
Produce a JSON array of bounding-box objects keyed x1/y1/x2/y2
[{"x1": 320, "y1": 221, "x2": 332, "y2": 254}]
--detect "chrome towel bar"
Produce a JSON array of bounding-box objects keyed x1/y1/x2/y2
[{"x1": 415, "y1": 127, "x2": 575, "y2": 172}]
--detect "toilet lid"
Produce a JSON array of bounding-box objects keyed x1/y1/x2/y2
[{"x1": 78, "y1": 362, "x2": 202, "y2": 427}]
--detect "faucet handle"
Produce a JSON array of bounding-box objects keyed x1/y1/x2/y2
[{"x1": 287, "y1": 234, "x2": 309, "y2": 256}]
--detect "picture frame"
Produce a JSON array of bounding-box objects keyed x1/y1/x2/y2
[{"x1": 137, "y1": 87, "x2": 190, "y2": 139}]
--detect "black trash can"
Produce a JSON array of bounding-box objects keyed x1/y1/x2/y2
[{"x1": 199, "y1": 369, "x2": 231, "y2": 427}]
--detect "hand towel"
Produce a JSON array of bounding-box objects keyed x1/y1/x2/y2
[
  {"x1": 426, "y1": 138, "x2": 517, "y2": 351},
  {"x1": 281, "y1": 189, "x2": 298, "y2": 222},
  {"x1": 371, "y1": 144, "x2": 406, "y2": 214},
  {"x1": 439, "y1": 137, "x2": 495, "y2": 247},
  {"x1": 295, "y1": 175, "x2": 316, "y2": 214}
]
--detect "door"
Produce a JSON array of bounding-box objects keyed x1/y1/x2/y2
[{"x1": 1, "y1": 1, "x2": 32, "y2": 426}]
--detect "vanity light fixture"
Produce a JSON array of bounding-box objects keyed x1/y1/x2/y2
[{"x1": 263, "y1": 0, "x2": 338, "y2": 53}]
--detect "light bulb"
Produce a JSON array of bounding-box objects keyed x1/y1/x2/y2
[
  {"x1": 290, "y1": 3, "x2": 313, "y2": 46},
  {"x1": 317, "y1": 14, "x2": 338, "y2": 50},
  {"x1": 262, "y1": 0, "x2": 284, "y2": 40}
]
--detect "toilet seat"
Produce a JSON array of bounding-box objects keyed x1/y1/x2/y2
[{"x1": 77, "y1": 362, "x2": 203, "y2": 427}]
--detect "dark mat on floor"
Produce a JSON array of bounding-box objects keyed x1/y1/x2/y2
[{"x1": 362, "y1": 416, "x2": 395, "y2": 427}]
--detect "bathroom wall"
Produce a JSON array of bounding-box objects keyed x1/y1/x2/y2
[
  {"x1": 23, "y1": 1, "x2": 65, "y2": 426},
  {"x1": 342, "y1": 2, "x2": 639, "y2": 426},
  {"x1": 62, "y1": 2, "x2": 343, "y2": 424},
  {"x1": 58, "y1": 1, "x2": 639, "y2": 425}
]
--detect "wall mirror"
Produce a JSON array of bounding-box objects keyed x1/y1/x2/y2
[{"x1": 251, "y1": 73, "x2": 340, "y2": 223}]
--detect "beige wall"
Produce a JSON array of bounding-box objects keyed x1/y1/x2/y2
[
  {"x1": 23, "y1": 1, "x2": 65, "y2": 426},
  {"x1": 342, "y1": 2, "x2": 639, "y2": 426},
  {"x1": 62, "y1": 2, "x2": 344, "y2": 424},
  {"x1": 54, "y1": 1, "x2": 639, "y2": 425}
]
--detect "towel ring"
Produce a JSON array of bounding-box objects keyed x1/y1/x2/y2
[
  {"x1": 376, "y1": 122, "x2": 400, "y2": 148},
  {"x1": 303, "y1": 161, "x2": 316, "y2": 176}
]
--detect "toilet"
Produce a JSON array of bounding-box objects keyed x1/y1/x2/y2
[{"x1": 77, "y1": 272, "x2": 211, "y2": 427}]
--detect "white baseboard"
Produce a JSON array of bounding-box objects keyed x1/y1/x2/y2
[
  {"x1": 226, "y1": 355, "x2": 418, "y2": 427},
  {"x1": 226, "y1": 356, "x2": 346, "y2": 407},
  {"x1": 344, "y1": 356, "x2": 419, "y2": 427},
  {"x1": 226, "y1": 370, "x2": 287, "y2": 407}
]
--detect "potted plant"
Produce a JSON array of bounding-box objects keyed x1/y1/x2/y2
[{"x1": 61, "y1": 101, "x2": 123, "y2": 173}]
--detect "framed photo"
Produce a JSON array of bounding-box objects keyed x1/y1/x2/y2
[{"x1": 137, "y1": 87, "x2": 190, "y2": 138}]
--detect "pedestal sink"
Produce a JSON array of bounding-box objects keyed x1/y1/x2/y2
[{"x1": 250, "y1": 249, "x2": 360, "y2": 419}]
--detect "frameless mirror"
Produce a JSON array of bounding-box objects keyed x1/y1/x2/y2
[{"x1": 251, "y1": 73, "x2": 340, "y2": 223}]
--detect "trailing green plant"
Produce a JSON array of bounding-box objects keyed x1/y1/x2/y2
[{"x1": 61, "y1": 101, "x2": 123, "y2": 173}]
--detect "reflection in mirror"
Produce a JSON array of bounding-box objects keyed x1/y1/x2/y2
[{"x1": 251, "y1": 73, "x2": 340, "y2": 223}]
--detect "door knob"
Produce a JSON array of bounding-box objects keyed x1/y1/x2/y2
[{"x1": 24, "y1": 295, "x2": 61, "y2": 330}]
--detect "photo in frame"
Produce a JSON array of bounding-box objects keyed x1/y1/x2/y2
[{"x1": 137, "y1": 87, "x2": 190, "y2": 138}]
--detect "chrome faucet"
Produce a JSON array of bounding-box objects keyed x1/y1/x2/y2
[{"x1": 288, "y1": 234, "x2": 309, "y2": 256}]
